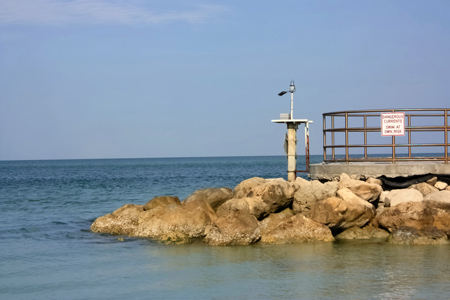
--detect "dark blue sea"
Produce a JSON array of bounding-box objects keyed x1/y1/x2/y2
[{"x1": 1, "y1": 156, "x2": 450, "y2": 299}]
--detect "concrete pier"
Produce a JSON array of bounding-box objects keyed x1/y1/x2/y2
[
  {"x1": 309, "y1": 161, "x2": 450, "y2": 180},
  {"x1": 313, "y1": 108, "x2": 449, "y2": 180}
]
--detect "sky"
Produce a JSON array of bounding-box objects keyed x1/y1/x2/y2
[{"x1": 1, "y1": 0, "x2": 449, "y2": 160}]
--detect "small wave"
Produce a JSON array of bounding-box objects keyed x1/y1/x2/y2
[{"x1": 52, "y1": 221, "x2": 67, "y2": 225}]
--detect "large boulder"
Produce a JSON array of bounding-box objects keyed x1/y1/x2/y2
[
  {"x1": 260, "y1": 214, "x2": 334, "y2": 244},
  {"x1": 424, "y1": 191, "x2": 450, "y2": 203},
  {"x1": 258, "y1": 208, "x2": 294, "y2": 236},
  {"x1": 219, "y1": 177, "x2": 294, "y2": 219},
  {"x1": 373, "y1": 201, "x2": 434, "y2": 232},
  {"x1": 335, "y1": 225, "x2": 390, "y2": 240},
  {"x1": 251, "y1": 181, "x2": 291, "y2": 212},
  {"x1": 203, "y1": 210, "x2": 261, "y2": 246},
  {"x1": 374, "y1": 200, "x2": 450, "y2": 237},
  {"x1": 266, "y1": 178, "x2": 298, "y2": 199},
  {"x1": 182, "y1": 187, "x2": 233, "y2": 211},
  {"x1": 387, "y1": 226, "x2": 449, "y2": 245},
  {"x1": 309, "y1": 188, "x2": 376, "y2": 232},
  {"x1": 339, "y1": 173, "x2": 382, "y2": 202},
  {"x1": 216, "y1": 196, "x2": 270, "y2": 220},
  {"x1": 424, "y1": 200, "x2": 450, "y2": 236},
  {"x1": 135, "y1": 200, "x2": 217, "y2": 244},
  {"x1": 143, "y1": 196, "x2": 180, "y2": 211},
  {"x1": 91, "y1": 204, "x2": 143, "y2": 235},
  {"x1": 233, "y1": 177, "x2": 267, "y2": 198},
  {"x1": 384, "y1": 189, "x2": 423, "y2": 207},
  {"x1": 292, "y1": 178, "x2": 339, "y2": 215},
  {"x1": 412, "y1": 182, "x2": 439, "y2": 197}
]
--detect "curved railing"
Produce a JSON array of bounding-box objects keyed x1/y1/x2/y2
[{"x1": 323, "y1": 108, "x2": 449, "y2": 163}]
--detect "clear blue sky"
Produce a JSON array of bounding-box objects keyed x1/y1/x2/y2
[{"x1": 1, "y1": 0, "x2": 449, "y2": 160}]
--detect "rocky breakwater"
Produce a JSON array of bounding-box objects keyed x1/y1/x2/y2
[{"x1": 91, "y1": 174, "x2": 450, "y2": 245}]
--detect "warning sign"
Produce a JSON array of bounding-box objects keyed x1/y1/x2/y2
[{"x1": 381, "y1": 112, "x2": 405, "y2": 136}]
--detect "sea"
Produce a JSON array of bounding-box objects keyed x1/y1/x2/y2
[{"x1": 1, "y1": 155, "x2": 450, "y2": 300}]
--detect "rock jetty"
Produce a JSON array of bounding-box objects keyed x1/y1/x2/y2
[{"x1": 91, "y1": 174, "x2": 450, "y2": 245}]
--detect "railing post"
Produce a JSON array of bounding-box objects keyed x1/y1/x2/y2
[
  {"x1": 345, "y1": 112, "x2": 349, "y2": 163},
  {"x1": 408, "y1": 114, "x2": 412, "y2": 159},
  {"x1": 364, "y1": 115, "x2": 367, "y2": 159},
  {"x1": 392, "y1": 136, "x2": 396, "y2": 163},
  {"x1": 391, "y1": 109, "x2": 395, "y2": 163},
  {"x1": 323, "y1": 114, "x2": 327, "y2": 162},
  {"x1": 332, "y1": 115, "x2": 335, "y2": 160},
  {"x1": 306, "y1": 122, "x2": 310, "y2": 171},
  {"x1": 445, "y1": 109, "x2": 448, "y2": 163}
]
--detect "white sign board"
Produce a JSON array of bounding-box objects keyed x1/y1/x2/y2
[{"x1": 381, "y1": 112, "x2": 405, "y2": 136}]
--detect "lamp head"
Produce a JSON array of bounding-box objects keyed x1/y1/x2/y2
[{"x1": 289, "y1": 80, "x2": 296, "y2": 93}]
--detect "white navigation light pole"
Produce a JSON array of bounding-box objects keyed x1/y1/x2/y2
[
  {"x1": 278, "y1": 80, "x2": 296, "y2": 119},
  {"x1": 289, "y1": 80, "x2": 296, "y2": 119},
  {"x1": 273, "y1": 80, "x2": 313, "y2": 182}
]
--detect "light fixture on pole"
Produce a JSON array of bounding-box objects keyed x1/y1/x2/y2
[
  {"x1": 278, "y1": 80, "x2": 296, "y2": 119},
  {"x1": 272, "y1": 79, "x2": 312, "y2": 181}
]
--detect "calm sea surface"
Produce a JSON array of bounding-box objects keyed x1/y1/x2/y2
[{"x1": 1, "y1": 156, "x2": 450, "y2": 300}]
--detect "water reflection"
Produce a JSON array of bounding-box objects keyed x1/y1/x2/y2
[{"x1": 142, "y1": 241, "x2": 450, "y2": 299}]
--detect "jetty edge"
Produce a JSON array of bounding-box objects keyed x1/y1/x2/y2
[{"x1": 91, "y1": 174, "x2": 450, "y2": 245}]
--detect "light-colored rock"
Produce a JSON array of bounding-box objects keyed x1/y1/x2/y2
[
  {"x1": 230, "y1": 177, "x2": 293, "y2": 218},
  {"x1": 143, "y1": 196, "x2": 180, "y2": 211},
  {"x1": 435, "y1": 181, "x2": 448, "y2": 190},
  {"x1": 203, "y1": 210, "x2": 261, "y2": 246},
  {"x1": 91, "y1": 199, "x2": 217, "y2": 244},
  {"x1": 413, "y1": 182, "x2": 439, "y2": 197},
  {"x1": 428, "y1": 201, "x2": 450, "y2": 236},
  {"x1": 91, "y1": 204, "x2": 144, "y2": 235},
  {"x1": 379, "y1": 191, "x2": 389, "y2": 204},
  {"x1": 373, "y1": 202, "x2": 433, "y2": 232},
  {"x1": 337, "y1": 188, "x2": 375, "y2": 212},
  {"x1": 309, "y1": 188, "x2": 375, "y2": 232},
  {"x1": 366, "y1": 177, "x2": 383, "y2": 186},
  {"x1": 335, "y1": 225, "x2": 390, "y2": 240},
  {"x1": 387, "y1": 226, "x2": 449, "y2": 245},
  {"x1": 258, "y1": 208, "x2": 294, "y2": 236},
  {"x1": 216, "y1": 197, "x2": 270, "y2": 220},
  {"x1": 339, "y1": 173, "x2": 382, "y2": 202},
  {"x1": 446, "y1": 186, "x2": 450, "y2": 191},
  {"x1": 266, "y1": 178, "x2": 298, "y2": 199},
  {"x1": 260, "y1": 214, "x2": 335, "y2": 244},
  {"x1": 183, "y1": 187, "x2": 232, "y2": 211},
  {"x1": 427, "y1": 177, "x2": 438, "y2": 186},
  {"x1": 424, "y1": 191, "x2": 450, "y2": 203},
  {"x1": 135, "y1": 200, "x2": 217, "y2": 244},
  {"x1": 233, "y1": 177, "x2": 266, "y2": 198},
  {"x1": 251, "y1": 181, "x2": 291, "y2": 211},
  {"x1": 384, "y1": 189, "x2": 423, "y2": 207},
  {"x1": 292, "y1": 178, "x2": 339, "y2": 215},
  {"x1": 375, "y1": 200, "x2": 450, "y2": 237}
]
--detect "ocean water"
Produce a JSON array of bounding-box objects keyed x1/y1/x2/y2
[{"x1": 1, "y1": 156, "x2": 450, "y2": 300}]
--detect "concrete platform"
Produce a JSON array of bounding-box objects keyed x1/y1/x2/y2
[{"x1": 309, "y1": 161, "x2": 450, "y2": 180}]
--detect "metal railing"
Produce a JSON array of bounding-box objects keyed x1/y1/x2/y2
[{"x1": 323, "y1": 108, "x2": 449, "y2": 163}]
